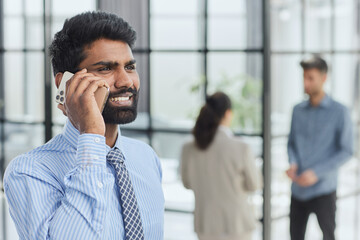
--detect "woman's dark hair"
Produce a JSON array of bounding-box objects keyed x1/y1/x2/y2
[
  {"x1": 193, "y1": 92, "x2": 232, "y2": 150},
  {"x1": 49, "y1": 11, "x2": 137, "y2": 75}
]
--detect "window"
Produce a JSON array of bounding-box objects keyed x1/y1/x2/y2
[
  {"x1": 0, "y1": 0, "x2": 97, "y2": 206},
  {"x1": 147, "y1": 1, "x2": 265, "y2": 238},
  {"x1": 270, "y1": 0, "x2": 360, "y2": 239}
]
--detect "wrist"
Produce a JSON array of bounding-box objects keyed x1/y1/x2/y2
[
  {"x1": 80, "y1": 124, "x2": 105, "y2": 136},
  {"x1": 77, "y1": 134, "x2": 107, "y2": 167},
  {"x1": 81, "y1": 129, "x2": 105, "y2": 136}
]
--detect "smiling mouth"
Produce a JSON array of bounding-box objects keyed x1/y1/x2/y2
[{"x1": 109, "y1": 92, "x2": 133, "y2": 106}]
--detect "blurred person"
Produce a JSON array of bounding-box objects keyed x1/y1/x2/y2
[
  {"x1": 3, "y1": 11, "x2": 164, "y2": 239},
  {"x1": 286, "y1": 56, "x2": 353, "y2": 240},
  {"x1": 181, "y1": 92, "x2": 262, "y2": 240}
]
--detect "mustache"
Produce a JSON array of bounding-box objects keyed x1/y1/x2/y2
[{"x1": 108, "y1": 87, "x2": 139, "y2": 98}]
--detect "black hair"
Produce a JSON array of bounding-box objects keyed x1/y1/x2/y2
[
  {"x1": 193, "y1": 92, "x2": 232, "y2": 150},
  {"x1": 49, "y1": 11, "x2": 137, "y2": 75},
  {"x1": 300, "y1": 55, "x2": 328, "y2": 74}
]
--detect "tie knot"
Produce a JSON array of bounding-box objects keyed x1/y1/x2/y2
[{"x1": 106, "y1": 148, "x2": 125, "y2": 165}]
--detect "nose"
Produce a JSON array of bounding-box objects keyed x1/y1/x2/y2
[{"x1": 113, "y1": 69, "x2": 133, "y2": 89}]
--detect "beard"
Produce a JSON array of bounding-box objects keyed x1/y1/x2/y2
[{"x1": 102, "y1": 87, "x2": 139, "y2": 124}]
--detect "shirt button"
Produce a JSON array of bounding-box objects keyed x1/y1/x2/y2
[
  {"x1": 97, "y1": 181, "x2": 103, "y2": 189},
  {"x1": 94, "y1": 137, "x2": 100, "y2": 143}
]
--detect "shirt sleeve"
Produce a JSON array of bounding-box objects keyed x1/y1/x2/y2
[
  {"x1": 152, "y1": 148, "x2": 163, "y2": 183},
  {"x1": 287, "y1": 108, "x2": 299, "y2": 166},
  {"x1": 312, "y1": 107, "x2": 354, "y2": 179},
  {"x1": 4, "y1": 134, "x2": 114, "y2": 240}
]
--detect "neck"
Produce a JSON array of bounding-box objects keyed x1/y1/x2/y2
[
  {"x1": 105, "y1": 124, "x2": 118, "y2": 147},
  {"x1": 219, "y1": 123, "x2": 229, "y2": 129},
  {"x1": 220, "y1": 110, "x2": 232, "y2": 127},
  {"x1": 220, "y1": 119, "x2": 231, "y2": 127},
  {"x1": 309, "y1": 91, "x2": 325, "y2": 106}
]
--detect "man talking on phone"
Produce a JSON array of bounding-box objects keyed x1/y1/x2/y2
[{"x1": 4, "y1": 11, "x2": 164, "y2": 239}]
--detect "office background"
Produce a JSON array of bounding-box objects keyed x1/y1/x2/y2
[{"x1": 0, "y1": 0, "x2": 359, "y2": 239}]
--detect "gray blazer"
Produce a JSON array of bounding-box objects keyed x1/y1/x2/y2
[{"x1": 181, "y1": 127, "x2": 262, "y2": 237}]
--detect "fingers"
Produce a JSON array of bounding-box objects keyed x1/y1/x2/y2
[
  {"x1": 59, "y1": 69, "x2": 108, "y2": 135},
  {"x1": 65, "y1": 68, "x2": 87, "y2": 97},
  {"x1": 83, "y1": 78, "x2": 109, "y2": 97},
  {"x1": 297, "y1": 179, "x2": 312, "y2": 187},
  {"x1": 296, "y1": 171, "x2": 307, "y2": 184},
  {"x1": 286, "y1": 170, "x2": 296, "y2": 180},
  {"x1": 65, "y1": 69, "x2": 109, "y2": 106},
  {"x1": 286, "y1": 166, "x2": 298, "y2": 181},
  {"x1": 295, "y1": 176, "x2": 306, "y2": 186},
  {"x1": 66, "y1": 69, "x2": 97, "y2": 98},
  {"x1": 290, "y1": 164, "x2": 298, "y2": 171},
  {"x1": 286, "y1": 169, "x2": 292, "y2": 177},
  {"x1": 295, "y1": 171, "x2": 317, "y2": 187}
]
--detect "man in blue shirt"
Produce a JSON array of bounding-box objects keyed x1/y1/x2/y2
[
  {"x1": 286, "y1": 56, "x2": 353, "y2": 240},
  {"x1": 4, "y1": 12, "x2": 164, "y2": 239}
]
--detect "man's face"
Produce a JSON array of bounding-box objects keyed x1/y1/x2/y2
[
  {"x1": 303, "y1": 68, "x2": 326, "y2": 96},
  {"x1": 78, "y1": 39, "x2": 140, "y2": 124}
]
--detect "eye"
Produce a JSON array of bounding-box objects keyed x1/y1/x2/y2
[
  {"x1": 125, "y1": 64, "x2": 136, "y2": 71},
  {"x1": 98, "y1": 66, "x2": 111, "y2": 71}
]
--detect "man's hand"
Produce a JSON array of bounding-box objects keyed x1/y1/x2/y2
[
  {"x1": 286, "y1": 164, "x2": 298, "y2": 181},
  {"x1": 57, "y1": 69, "x2": 109, "y2": 136},
  {"x1": 296, "y1": 169, "x2": 318, "y2": 187}
]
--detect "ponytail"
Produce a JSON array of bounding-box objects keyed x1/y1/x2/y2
[{"x1": 193, "y1": 92, "x2": 232, "y2": 150}]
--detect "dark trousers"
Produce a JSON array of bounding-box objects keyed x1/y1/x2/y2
[{"x1": 290, "y1": 191, "x2": 337, "y2": 240}]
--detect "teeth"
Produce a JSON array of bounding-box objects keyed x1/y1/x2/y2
[
  {"x1": 110, "y1": 96, "x2": 130, "y2": 102},
  {"x1": 110, "y1": 93, "x2": 133, "y2": 102}
]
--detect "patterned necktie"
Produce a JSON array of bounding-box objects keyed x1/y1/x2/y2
[{"x1": 107, "y1": 148, "x2": 144, "y2": 240}]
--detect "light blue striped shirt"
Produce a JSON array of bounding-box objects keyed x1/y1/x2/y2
[
  {"x1": 4, "y1": 120, "x2": 164, "y2": 239},
  {"x1": 288, "y1": 95, "x2": 353, "y2": 200}
]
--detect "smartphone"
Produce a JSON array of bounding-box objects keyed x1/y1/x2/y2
[{"x1": 55, "y1": 71, "x2": 109, "y2": 112}]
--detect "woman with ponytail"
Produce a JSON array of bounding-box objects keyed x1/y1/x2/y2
[{"x1": 181, "y1": 92, "x2": 262, "y2": 240}]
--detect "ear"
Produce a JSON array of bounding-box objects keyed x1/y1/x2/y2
[
  {"x1": 55, "y1": 72, "x2": 64, "y2": 88},
  {"x1": 321, "y1": 73, "x2": 327, "y2": 83},
  {"x1": 57, "y1": 103, "x2": 67, "y2": 117},
  {"x1": 223, "y1": 109, "x2": 233, "y2": 124},
  {"x1": 226, "y1": 109, "x2": 233, "y2": 120}
]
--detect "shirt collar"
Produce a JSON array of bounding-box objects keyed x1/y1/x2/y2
[
  {"x1": 107, "y1": 130, "x2": 123, "y2": 152},
  {"x1": 319, "y1": 94, "x2": 331, "y2": 108},
  {"x1": 304, "y1": 94, "x2": 331, "y2": 109},
  {"x1": 218, "y1": 125, "x2": 233, "y2": 137},
  {"x1": 62, "y1": 119, "x2": 123, "y2": 151}
]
